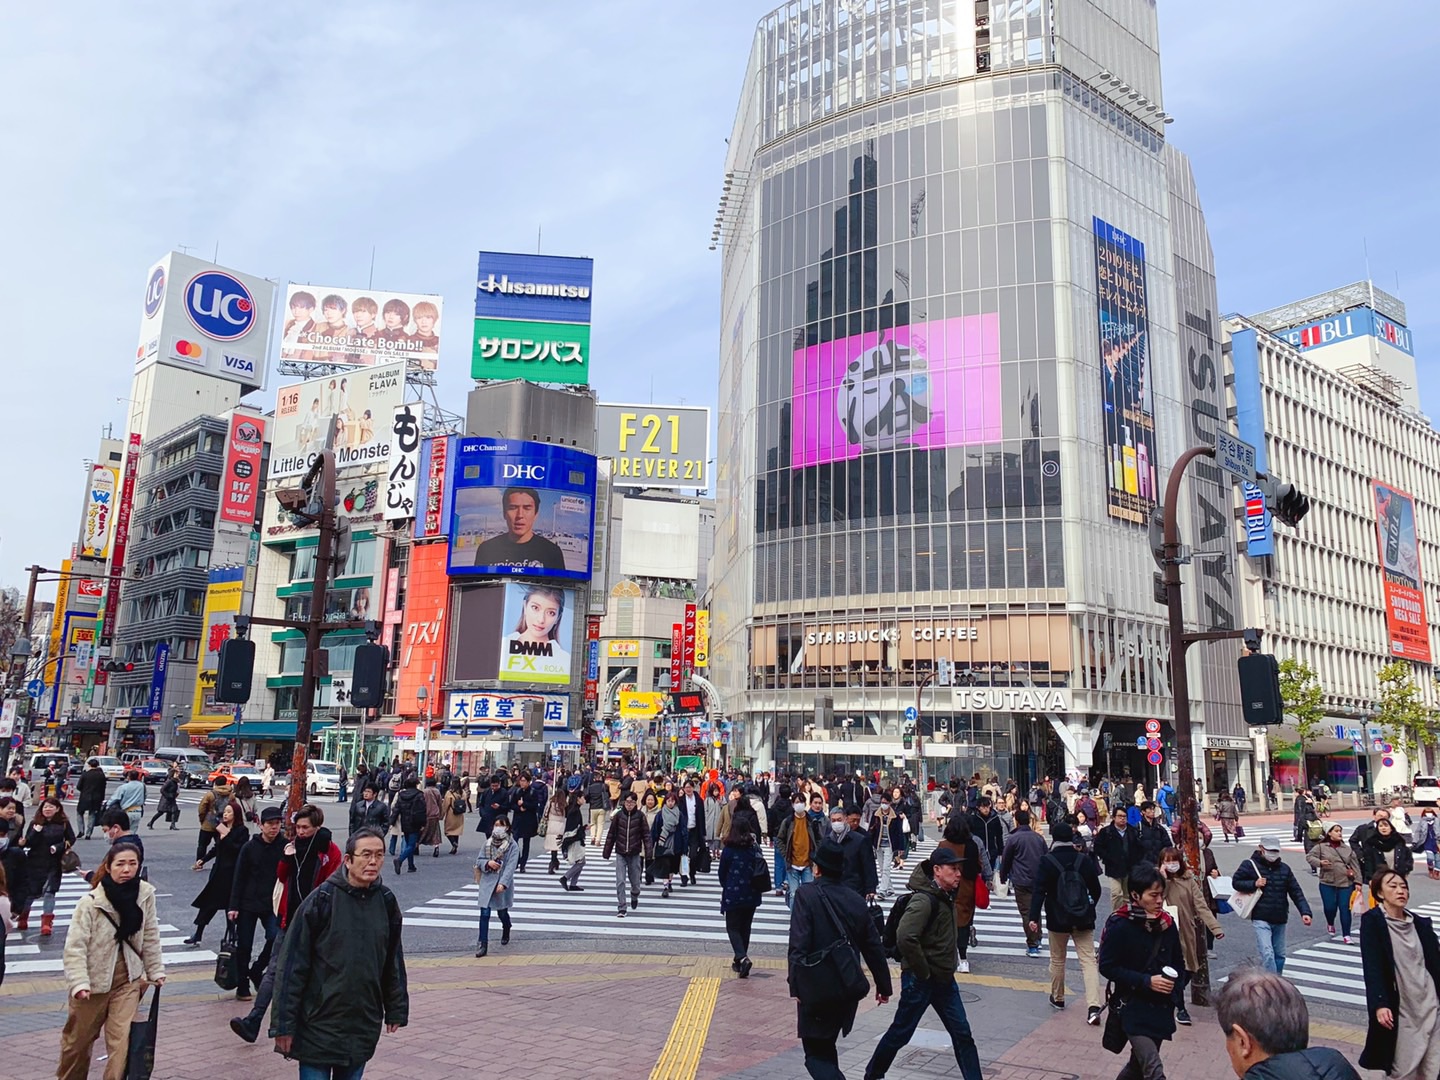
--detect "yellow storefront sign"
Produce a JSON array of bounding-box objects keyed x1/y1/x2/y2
[
  {"x1": 694, "y1": 610, "x2": 709, "y2": 668},
  {"x1": 607, "y1": 640, "x2": 641, "y2": 658},
  {"x1": 618, "y1": 691, "x2": 666, "y2": 718}
]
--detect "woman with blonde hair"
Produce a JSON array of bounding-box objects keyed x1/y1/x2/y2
[{"x1": 58, "y1": 843, "x2": 164, "y2": 1080}]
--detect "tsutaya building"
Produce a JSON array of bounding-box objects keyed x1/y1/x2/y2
[{"x1": 709, "y1": 0, "x2": 1256, "y2": 793}]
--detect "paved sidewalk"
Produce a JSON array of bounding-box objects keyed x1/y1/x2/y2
[{"x1": 0, "y1": 948, "x2": 1382, "y2": 1079}]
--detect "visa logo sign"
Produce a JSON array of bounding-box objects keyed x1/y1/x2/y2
[{"x1": 222, "y1": 354, "x2": 257, "y2": 377}]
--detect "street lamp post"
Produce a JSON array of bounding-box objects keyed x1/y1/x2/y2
[{"x1": 416, "y1": 685, "x2": 430, "y2": 776}]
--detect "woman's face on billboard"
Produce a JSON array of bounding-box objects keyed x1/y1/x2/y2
[{"x1": 522, "y1": 593, "x2": 560, "y2": 638}]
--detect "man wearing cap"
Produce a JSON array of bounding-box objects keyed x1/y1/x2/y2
[
  {"x1": 1231, "y1": 836, "x2": 1313, "y2": 975},
  {"x1": 228, "y1": 805, "x2": 286, "y2": 1001},
  {"x1": 788, "y1": 841, "x2": 892, "y2": 1080},
  {"x1": 864, "y1": 846, "x2": 984, "y2": 1080}
]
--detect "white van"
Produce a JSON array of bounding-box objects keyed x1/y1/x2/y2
[
  {"x1": 1414, "y1": 775, "x2": 1440, "y2": 807},
  {"x1": 306, "y1": 760, "x2": 341, "y2": 797}
]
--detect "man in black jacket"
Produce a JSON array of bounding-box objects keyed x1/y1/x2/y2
[
  {"x1": 1098, "y1": 865, "x2": 1185, "y2": 1080},
  {"x1": 829, "y1": 807, "x2": 878, "y2": 899},
  {"x1": 836, "y1": 773, "x2": 867, "y2": 816},
  {"x1": 1094, "y1": 807, "x2": 1141, "y2": 907},
  {"x1": 349, "y1": 781, "x2": 390, "y2": 833},
  {"x1": 1231, "y1": 837, "x2": 1312, "y2": 974},
  {"x1": 787, "y1": 842, "x2": 892, "y2": 1080},
  {"x1": 1216, "y1": 966, "x2": 1362, "y2": 1080},
  {"x1": 602, "y1": 790, "x2": 653, "y2": 917},
  {"x1": 1026, "y1": 820, "x2": 1104, "y2": 1023},
  {"x1": 228, "y1": 805, "x2": 285, "y2": 1000},
  {"x1": 967, "y1": 797, "x2": 1007, "y2": 875},
  {"x1": 389, "y1": 777, "x2": 428, "y2": 875},
  {"x1": 75, "y1": 759, "x2": 108, "y2": 839},
  {"x1": 1134, "y1": 801, "x2": 1171, "y2": 869}
]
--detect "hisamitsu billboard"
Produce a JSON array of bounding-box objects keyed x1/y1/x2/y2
[{"x1": 474, "y1": 252, "x2": 593, "y2": 325}]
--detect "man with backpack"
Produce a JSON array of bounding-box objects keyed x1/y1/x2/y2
[
  {"x1": 867, "y1": 846, "x2": 982, "y2": 1080},
  {"x1": 1026, "y1": 820, "x2": 1104, "y2": 1024},
  {"x1": 389, "y1": 776, "x2": 428, "y2": 874},
  {"x1": 998, "y1": 808, "x2": 1047, "y2": 956}
]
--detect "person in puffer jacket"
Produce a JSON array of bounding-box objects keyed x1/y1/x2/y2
[{"x1": 1231, "y1": 837, "x2": 1312, "y2": 975}]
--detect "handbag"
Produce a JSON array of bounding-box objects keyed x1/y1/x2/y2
[
  {"x1": 749, "y1": 849, "x2": 771, "y2": 894},
  {"x1": 61, "y1": 848, "x2": 81, "y2": 874},
  {"x1": 973, "y1": 872, "x2": 991, "y2": 910},
  {"x1": 900, "y1": 815, "x2": 911, "y2": 834},
  {"x1": 791, "y1": 887, "x2": 870, "y2": 1007},
  {"x1": 1228, "y1": 860, "x2": 1262, "y2": 920},
  {"x1": 125, "y1": 985, "x2": 160, "y2": 1080},
  {"x1": 214, "y1": 924, "x2": 240, "y2": 990},
  {"x1": 1234, "y1": 824, "x2": 1245, "y2": 840}
]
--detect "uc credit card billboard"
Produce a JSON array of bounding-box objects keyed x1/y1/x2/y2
[
  {"x1": 447, "y1": 438, "x2": 597, "y2": 581},
  {"x1": 1372, "y1": 481, "x2": 1431, "y2": 662}
]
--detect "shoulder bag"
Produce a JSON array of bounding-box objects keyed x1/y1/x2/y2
[
  {"x1": 214, "y1": 923, "x2": 239, "y2": 990},
  {"x1": 1228, "y1": 859, "x2": 1262, "y2": 920},
  {"x1": 125, "y1": 985, "x2": 160, "y2": 1080},
  {"x1": 791, "y1": 887, "x2": 871, "y2": 1007},
  {"x1": 748, "y1": 847, "x2": 771, "y2": 894}
]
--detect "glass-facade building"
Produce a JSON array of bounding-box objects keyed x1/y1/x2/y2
[{"x1": 712, "y1": 0, "x2": 1252, "y2": 792}]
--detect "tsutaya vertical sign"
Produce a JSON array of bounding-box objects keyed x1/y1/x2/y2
[
  {"x1": 670, "y1": 623, "x2": 683, "y2": 691},
  {"x1": 383, "y1": 402, "x2": 421, "y2": 522},
  {"x1": 100, "y1": 433, "x2": 142, "y2": 649}
]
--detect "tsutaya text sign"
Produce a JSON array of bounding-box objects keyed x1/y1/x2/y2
[
  {"x1": 806, "y1": 623, "x2": 979, "y2": 645},
  {"x1": 951, "y1": 687, "x2": 1071, "y2": 713}
]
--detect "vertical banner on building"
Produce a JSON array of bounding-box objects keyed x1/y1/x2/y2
[
  {"x1": 193, "y1": 568, "x2": 244, "y2": 720},
  {"x1": 694, "y1": 609, "x2": 710, "y2": 668},
  {"x1": 682, "y1": 603, "x2": 697, "y2": 678},
  {"x1": 1372, "y1": 481, "x2": 1432, "y2": 662},
  {"x1": 219, "y1": 414, "x2": 267, "y2": 526},
  {"x1": 147, "y1": 641, "x2": 171, "y2": 722},
  {"x1": 80, "y1": 465, "x2": 118, "y2": 559},
  {"x1": 1093, "y1": 218, "x2": 1157, "y2": 525},
  {"x1": 416, "y1": 434, "x2": 453, "y2": 539},
  {"x1": 1230, "y1": 328, "x2": 1274, "y2": 556},
  {"x1": 670, "y1": 623, "x2": 683, "y2": 692},
  {"x1": 584, "y1": 616, "x2": 601, "y2": 709},
  {"x1": 384, "y1": 402, "x2": 422, "y2": 522},
  {"x1": 100, "y1": 433, "x2": 142, "y2": 648}
]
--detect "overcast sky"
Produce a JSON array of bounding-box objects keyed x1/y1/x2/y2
[{"x1": 1, "y1": 2, "x2": 1435, "y2": 589}]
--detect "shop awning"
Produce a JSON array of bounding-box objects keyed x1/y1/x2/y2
[
  {"x1": 392, "y1": 720, "x2": 444, "y2": 739},
  {"x1": 209, "y1": 719, "x2": 336, "y2": 740},
  {"x1": 178, "y1": 717, "x2": 236, "y2": 735}
]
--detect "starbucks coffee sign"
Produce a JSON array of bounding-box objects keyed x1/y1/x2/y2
[{"x1": 952, "y1": 687, "x2": 1071, "y2": 713}]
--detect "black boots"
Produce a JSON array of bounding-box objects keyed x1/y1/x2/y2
[
  {"x1": 475, "y1": 942, "x2": 488, "y2": 958},
  {"x1": 501, "y1": 925, "x2": 511, "y2": 946},
  {"x1": 229, "y1": 1015, "x2": 260, "y2": 1043}
]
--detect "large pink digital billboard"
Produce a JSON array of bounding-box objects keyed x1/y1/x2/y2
[{"x1": 790, "y1": 314, "x2": 1002, "y2": 469}]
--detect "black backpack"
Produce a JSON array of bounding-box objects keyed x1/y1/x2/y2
[
  {"x1": 882, "y1": 890, "x2": 942, "y2": 961},
  {"x1": 1045, "y1": 853, "x2": 1093, "y2": 924}
]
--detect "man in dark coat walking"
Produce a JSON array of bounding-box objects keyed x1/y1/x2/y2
[
  {"x1": 787, "y1": 842, "x2": 892, "y2": 1080},
  {"x1": 228, "y1": 805, "x2": 286, "y2": 1000},
  {"x1": 75, "y1": 759, "x2": 108, "y2": 839},
  {"x1": 509, "y1": 772, "x2": 543, "y2": 872}
]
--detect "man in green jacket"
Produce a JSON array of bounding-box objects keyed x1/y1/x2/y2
[
  {"x1": 270, "y1": 826, "x2": 408, "y2": 1077},
  {"x1": 864, "y1": 847, "x2": 983, "y2": 1080}
]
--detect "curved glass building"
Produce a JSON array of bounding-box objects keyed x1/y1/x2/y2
[{"x1": 712, "y1": 0, "x2": 1256, "y2": 793}]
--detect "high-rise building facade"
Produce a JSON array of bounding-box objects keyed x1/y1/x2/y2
[{"x1": 712, "y1": 0, "x2": 1251, "y2": 790}]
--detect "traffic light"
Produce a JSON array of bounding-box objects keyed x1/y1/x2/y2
[
  {"x1": 214, "y1": 638, "x2": 255, "y2": 703},
  {"x1": 1271, "y1": 484, "x2": 1311, "y2": 528},
  {"x1": 101, "y1": 661, "x2": 135, "y2": 673},
  {"x1": 349, "y1": 644, "x2": 388, "y2": 708},
  {"x1": 1237, "y1": 652, "x2": 1283, "y2": 726},
  {"x1": 902, "y1": 731, "x2": 914, "y2": 751}
]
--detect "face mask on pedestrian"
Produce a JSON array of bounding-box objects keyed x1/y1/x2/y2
[
  {"x1": 830, "y1": 819, "x2": 847, "y2": 837},
  {"x1": 492, "y1": 826, "x2": 508, "y2": 839},
  {"x1": 793, "y1": 802, "x2": 806, "y2": 815},
  {"x1": 1162, "y1": 861, "x2": 1180, "y2": 874}
]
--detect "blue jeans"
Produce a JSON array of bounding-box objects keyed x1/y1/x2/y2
[
  {"x1": 397, "y1": 831, "x2": 420, "y2": 870},
  {"x1": 297, "y1": 1065, "x2": 364, "y2": 1080},
  {"x1": 1318, "y1": 883, "x2": 1355, "y2": 937},
  {"x1": 866, "y1": 972, "x2": 983, "y2": 1080},
  {"x1": 772, "y1": 845, "x2": 785, "y2": 890},
  {"x1": 784, "y1": 865, "x2": 814, "y2": 909},
  {"x1": 1252, "y1": 919, "x2": 1288, "y2": 974}
]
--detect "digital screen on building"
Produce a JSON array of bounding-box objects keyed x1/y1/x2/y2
[
  {"x1": 497, "y1": 581, "x2": 575, "y2": 686},
  {"x1": 789, "y1": 314, "x2": 1002, "y2": 469},
  {"x1": 447, "y1": 439, "x2": 597, "y2": 581},
  {"x1": 1093, "y1": 217, "x2": 1157, "y2": 525},
  {"x1": 1372, "y1": 481, "x2": 1431, "y2": 662},
  {"x1": 670, "y1": 691, "x2": 706, "y2": 715}
]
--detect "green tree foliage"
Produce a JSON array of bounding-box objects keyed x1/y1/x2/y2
[
  {"x1": 1278, "y1": 657, "x2": 1325, "y2": 790},
  {"x1": 1374, "y1": 660, "x2": 1437, "y2": 772}
]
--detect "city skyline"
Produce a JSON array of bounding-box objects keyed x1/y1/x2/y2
[{"x1": 2, "y1": 1, "x2": 1436, "y2": 587}]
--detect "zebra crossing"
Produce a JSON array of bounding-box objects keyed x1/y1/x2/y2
[
  {"x1": 3, "y1": 874, "x2": 218, "y2": 976},
  {"x1": 402, "y1": 838, "x2": 1091, "y2": 961}
]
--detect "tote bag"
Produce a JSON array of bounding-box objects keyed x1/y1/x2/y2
[
  {"x1": 1227, "y1": 860, "x2": 1262, "y2": 920},
  {"x1": 125, "y1": 985, "x2": 160, "y2": 1080}
]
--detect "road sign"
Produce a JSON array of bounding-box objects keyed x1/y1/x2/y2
[
  {"x1": 904, "y1": 706, "x2": 918, "y2": 722},
  {"x1": 25, "y1": 679, "x2": 44, "y2": 699},
  {"x1": 1144, "y1": 718, "x2": 1161, "y2": 735},
  {"x1": 1372, "y1": 738, "x2": 1385, "y2": 753},
  {"x1": 1135, "y1": 736, "x2": 1148, "y2": 749},
  {"x1": 1215, "y1": 431, "x2": 1257, "y2": 482},
  {"x1": 1147, "y1": 737, "x2": 1162, "y2": 751},
  {"x1": 1382, "y1": 755, "x2": 1396, "y2": 768},
  {"x1": 1147, "y1": 750, "x2": 1163, "y2": 766}
]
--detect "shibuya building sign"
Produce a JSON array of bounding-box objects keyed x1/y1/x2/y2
[
  {"x1": 805, "y1": 623, "x2": 979, "y2": 645},
  {"x1": 952, "y1": 687, "x2": 1071, "y2": 713}
]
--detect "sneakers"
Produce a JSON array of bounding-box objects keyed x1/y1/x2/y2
[
  {"x1": 1327, "y1": 925, "x2": 1335, "y2": 937},
  {"x1": 1026, "y1": 946, "x2": 1042, "y2": 958},
  {"x1": 1049, "y1": 996, "x2": 1065, "y2": 1010},
  {"x1": 1343, "y1": 936, "x2": 1353, "y2": 945},
  {"x1": 617, "y1": 909, "x2": 627, "y2": 918},
  {"x1": 1087, "y1": 1006, "x2": 1103, "y2": 1026},
  {"x1": 1176, "y1": 1007, "x2": 1192, "y2": 1026},
  {"x1": 958, "y1": 959, "x2": 970, "y2": 974}
]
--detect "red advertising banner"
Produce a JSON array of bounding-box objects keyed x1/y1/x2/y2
[
  {"x1": 670, "y1": 622, "x2": 683, "y2": 692},
  {"x1": 395, "y1": 543, "x2": 452, "y2": 715},
  {"x1": 219, "y1": 414, "x2": 267, "y2": 526},
  {"x1": 1372, "y1": 480, "x2": 1432, "y2": 662},
  {"x1": 584, "y1": 615, "x2": 601, "y2": 705},
  {"x1": 682, "y1": 603, "x2": 697, "y2": 674},
  {"x1": 99, "y1": 433, "x2": 141, "y2": 648},
  {"x1": 422, "y1": 434, "x2": 449, "y2": 538}
]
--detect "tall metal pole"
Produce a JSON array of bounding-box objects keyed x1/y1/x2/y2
[
  {"x1": 1161, "y1": 445, "x2": 1247, "y2": 1007},
  {"x1": 286, "y1": 452, "x2": 337, "y2": 827},
  {"x1": 914, "y1": 671, "x2": 934, "y2": 795},
  {"x1": 1, "y1": 565, "x2": 43, "y2": 776}
]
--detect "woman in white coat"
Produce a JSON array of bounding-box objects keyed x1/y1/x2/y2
[
  {"x1": 59, "y1": 842, "x2": 165, "y2": 1080},
  {"x1": 475, "y1": 814, "x2": 520, "y2": 958}
]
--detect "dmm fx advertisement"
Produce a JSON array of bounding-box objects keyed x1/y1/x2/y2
[
  {"x1": 498, "y1": 582, "x2": 575, "y2": 685},
  {"x1": 595, "y1": 404, "x2": 711, "y2": 488},
  {"x1": 472, "y1": 250, "x2": 593, "y2": 384},
  {"x1": 1372, "y1": 481, "x2": 1431, "y2": 662},
  {"x1": 269, "y1": 362, "x2": 406, "y2": 479},
  {"x1": 1093, "y1": 217, "x2": 1157, "y2": 525},
  {"x1": 447, "y1": 439, "x2": 597, "y2": 581}
]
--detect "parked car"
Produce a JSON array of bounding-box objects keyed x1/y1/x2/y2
[
  {"x1": 23, "y1": 751, "x2": 72, "y2": 784},
  {"x1": 92, "y1": 755, "x2": 125, "y2": 782},
  {"x1": 1414, "y1": 775, "x2": 1440, "y2": 807},
  {"x1": 136, "y1": 759, "x2": 170, "y2": 784},
  {"x1": 306, "y1": 760, "x2": 341, "y2": 797}
]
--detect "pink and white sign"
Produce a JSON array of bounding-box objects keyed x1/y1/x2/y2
[{"x1": 789, "y1": 314, "x2": 1002, "y2": 469}]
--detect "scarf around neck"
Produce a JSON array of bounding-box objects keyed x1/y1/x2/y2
[{"x1": 99, "y1": 875, "x2": 143, "y2": 941}]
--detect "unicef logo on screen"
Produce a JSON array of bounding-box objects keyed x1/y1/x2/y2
[
  {"x1": 143, "y1": 266, "x2": 166, "y2": 318},
  {"x1": 184, "y1": 270, "x2": 255, "y2": 341}
]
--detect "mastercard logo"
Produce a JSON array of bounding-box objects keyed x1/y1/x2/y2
[{"x1": 175, "y1": 339, "x2": 203, "y2": 358}]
